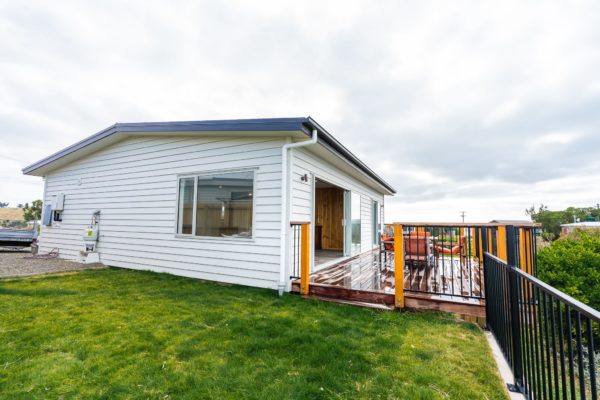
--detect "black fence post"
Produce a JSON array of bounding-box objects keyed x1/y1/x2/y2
[
  {"x1": 506, "y1": 225, "x2": 524, "y2": 391},
  {"x1": 481, "y1": 227, "x2": 488, "y2": 254}
]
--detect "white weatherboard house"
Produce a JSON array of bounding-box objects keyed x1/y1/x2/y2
[{"x1": 23, "y1": 117, "x2": 396, "y2": 294}]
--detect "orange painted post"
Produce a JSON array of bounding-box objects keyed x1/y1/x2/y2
[
  {"x1": 521, "y1": 228, "x2": 532, "y2": 301},
  {"x1": 525, "y1": 229, "x2": 533, "y2": 275},
  {"x1": 300, "y1": 223, "x2": 310, "y2": 295},
  {"x1": 394, "y1": 224, "x2": 405, "y2": 308},
  {"x1": 497, "y1": 225, "x2": 507, "y2": 262}
]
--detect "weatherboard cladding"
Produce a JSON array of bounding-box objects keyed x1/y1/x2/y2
[
  {"x1": 40, "y1": 135, "x2": 285, "y2": 289},
  {"x1": 291, "y1": 147, "x2": 383, "y2": 272},
  {"x1": 22, "y1": 117, "x2": 395, "y2": 194},
  {"x1": 38, "y1": 133, "x2": 387, "y2": 290}
]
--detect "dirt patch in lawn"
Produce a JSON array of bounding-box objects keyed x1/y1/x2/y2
[{"x1": 0, "y1": 249, "x2": 105, "y2": 278}]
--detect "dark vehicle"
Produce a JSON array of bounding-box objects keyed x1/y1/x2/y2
[{"x1": 0, "y1": 220, "x2": 38, "y2": 248}]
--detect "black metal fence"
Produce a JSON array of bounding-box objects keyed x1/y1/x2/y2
[
  {"x1": 484, "y1": 226, "x2": 599, "y2": 399},
  {"x1": 289, "y1": 222, "x2": 302, "y2": 280}
]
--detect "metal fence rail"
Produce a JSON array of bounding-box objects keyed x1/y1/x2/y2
[
  {"x1": 400, "y1": 224, "x2": 485, "y2": 299},
  {"x1": 484, "y1": 248, "x2": 599, "y2": 399},
  {"x1": 289, "y1": 222, "x2": 302, "y2": 280}
]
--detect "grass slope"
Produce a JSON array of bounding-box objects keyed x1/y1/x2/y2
[{"x1": 0, "y1": 269, "x2": 507, "y2": 399}]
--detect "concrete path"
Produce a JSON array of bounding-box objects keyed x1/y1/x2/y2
[{"x1": 486, "y1": 331, "x2": 526, "y2": 400}]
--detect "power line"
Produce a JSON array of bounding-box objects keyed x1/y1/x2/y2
[{"x1": 460, "y1": 211, "x2": 466, "y2": 223}]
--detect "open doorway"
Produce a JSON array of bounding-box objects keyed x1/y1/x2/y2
[{"x1": 314, "y1": 178, "x2": 345, "y2": 266}]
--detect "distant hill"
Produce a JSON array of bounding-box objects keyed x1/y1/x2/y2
[{"x1": 0, "y1": 208, "x2": 25, "y2": 221}]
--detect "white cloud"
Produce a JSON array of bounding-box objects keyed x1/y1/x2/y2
[
  {"x1": 533, "y1": 131, "x2": 582, "y2": 145},
  {"x1": 0, "y1": 0, "x2": 599, "y2": 221}
]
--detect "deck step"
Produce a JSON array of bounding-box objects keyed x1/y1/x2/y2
[{"x1": 307, "y1": 295, "x2": 395, "y2": 311}]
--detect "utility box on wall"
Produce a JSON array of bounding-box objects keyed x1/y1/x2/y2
[
  {"x1": 53, "y1": 193, "x2": 65, "y2": 211},
  {"x1": 42, "y1": 205, "x2": 53, "y2": 226}
]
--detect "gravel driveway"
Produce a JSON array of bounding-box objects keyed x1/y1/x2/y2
[{"x1": 0, "y1": 249, "x2": 105, "y2": 278}]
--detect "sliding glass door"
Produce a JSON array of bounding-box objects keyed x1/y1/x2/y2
[
  {"x1": 351, "y1": 193, "x2": 361, "y2": 255},
  {"x1": 343, "y1": 191, "x2": 362, "y2": 256}
]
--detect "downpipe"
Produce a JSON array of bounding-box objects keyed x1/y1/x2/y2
[{"x1": 278, "y1": 128, "x2": 318, "y2": 296}]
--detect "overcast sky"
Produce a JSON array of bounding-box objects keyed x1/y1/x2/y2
[{"x1": 1, "y1": 1, "x2": 599, "y2": 222}]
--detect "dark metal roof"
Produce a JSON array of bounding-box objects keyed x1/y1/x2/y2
[{"x1": 22, "y1": 117, "x2": 396, "y2": 194}]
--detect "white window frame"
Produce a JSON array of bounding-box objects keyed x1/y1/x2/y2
[
  {"x1": 174, "y1": 167, "x2": 257, "y2": 242},
  {"x1": 176, "y1": 176, "x2": 196, "y2": 236},
  {"x1": 372, "y1": 200, "x2": 380, "y2": 246}
]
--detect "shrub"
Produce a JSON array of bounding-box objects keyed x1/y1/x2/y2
[{"x1": 537, "y1": 228, "x2": 600, "y2": 309}]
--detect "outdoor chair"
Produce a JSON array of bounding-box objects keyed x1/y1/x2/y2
[
  {"x1": 404, "y1": 236, "x2": 432, "y2": 268},
  {"x1": 380, "y1": 234, "x2": 395, "y2": 269},
  {"x1": 433, "y1": 236, "x2": 467, "y2": 263},
  {"x1": 402, "y1": 235, "x2": 433, "y2": 291}
]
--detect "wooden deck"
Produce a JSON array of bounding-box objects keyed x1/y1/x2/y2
[
  {"x1": 404, "y1": 255, "x2": 484, "y2": 299},
  {"x1": 310, "y1": 251, "x2": 395, "y2": 293},
  {"x1": 292, "y1": 249, "x2": 486, "y2": 318},
  {"x1": 309, "y1": 250, "x2": 484, "y2": 298}
]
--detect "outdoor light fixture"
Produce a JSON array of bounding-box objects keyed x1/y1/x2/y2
[{"x1": 300, "y1": 174, "x2": 308, "y2": 182}]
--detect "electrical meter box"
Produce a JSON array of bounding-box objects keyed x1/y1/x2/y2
[
  {"x1": 83, "y1": 225, "x2": 99, "y2": 242},
  {"x1": 53, "y1": 193, "x2": 65, "y2": 211}
]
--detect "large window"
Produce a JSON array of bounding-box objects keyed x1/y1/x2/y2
[{"x1": 177, "y1": 170, "x2": 254, "y2": 238}]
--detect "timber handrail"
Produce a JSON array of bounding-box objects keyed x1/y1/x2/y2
[{"x1": 394, "y1": 222, "x2": 540, "y2": 228}]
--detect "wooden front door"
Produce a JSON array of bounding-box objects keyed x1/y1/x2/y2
[{"x1": 315, "y1": 187, "x2": 344, "y2": 250}]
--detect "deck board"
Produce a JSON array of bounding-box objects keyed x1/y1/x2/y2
[{"x1": 311, "y1": 250, "x2": 483, "y2": 298}]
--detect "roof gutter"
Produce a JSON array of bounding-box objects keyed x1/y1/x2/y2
[{"x1": 278, "y1": 129, "x2": 318, "y2": 296}]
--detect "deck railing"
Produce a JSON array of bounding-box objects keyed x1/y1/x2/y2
[
  {"x1": 290, "y1": 223, "x2": 302, "y2": 280},
  {"x1": 290, "y1": 222, "x2": 310, "y2": 295},
  {"x1": 402, "y1": 224, "x2": 486, "y2": 299},
  {"x1": 389, "y1": 223, "x2": 538, "y2": 305},
  {"x1": 484, "y1": 225, "x2": 599, "y2": 399}
]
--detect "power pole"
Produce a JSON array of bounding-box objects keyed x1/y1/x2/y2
[{"x1": 460, "y1": 211, "x2": 466, "y2": 223}]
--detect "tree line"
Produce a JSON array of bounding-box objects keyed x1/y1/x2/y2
[{"x1": 526, "y1": 204, "x2": 600, "y2": 241}]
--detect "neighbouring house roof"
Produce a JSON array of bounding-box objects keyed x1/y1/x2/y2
[
  {"x1": 0, "y1": 208, "x2": 25, "y2": 221},
  {"x1": 22, "y1": 117, "x2": 395, "y2": 194},
  {"x1": 489, "y1": 220, "x2": 537, "y2": 227},
  {"x1": 561, "y1": 222, "x2": 600, "y2": 228}
]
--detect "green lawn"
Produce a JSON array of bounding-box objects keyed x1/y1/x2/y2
[{"x1": 0, "y1": 269, "x2": 507, "y2": 399}]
